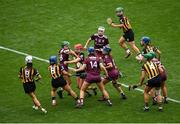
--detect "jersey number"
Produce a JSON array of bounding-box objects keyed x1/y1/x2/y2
[
  {"x1": 25, "y1": 70, "x2": 30, "y2": 78},
  {"x1": 90, "y1": 61, "x2": 97, "y2": 69},
  {"x1": 51, "y1": 67, "x2": 55, "y2": 74}
]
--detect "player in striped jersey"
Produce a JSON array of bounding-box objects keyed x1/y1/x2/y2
[
  {"x1": 141, "y1": 37, "x2": 168, "y2": 103},
  {"x1": 107, "y1": 7, "x2": 143, "y2": 60},
  {"x1": 138, "y1": 52, "x2": 163, "y2": 111},
  {"x1": 18, "y1": 55, "x2": 47, "y2": 114},
  {"x1": 140, "y1": 36, "x2": 161, "y2": 60},
  {"x1": 48, "y1": 56, "x2": 79, "y2": 106}
]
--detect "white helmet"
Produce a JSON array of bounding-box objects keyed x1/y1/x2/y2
[
  {"x1": 98, "y1": 26, "x2": 105, "y2": 32},
  {"x1": 25, "y1": 55, "x2": 33, "y2": 63}
]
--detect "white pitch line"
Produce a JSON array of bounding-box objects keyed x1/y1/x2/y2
[{"x1": 1, "y1": 45, "x2": 180, "y2": 104}]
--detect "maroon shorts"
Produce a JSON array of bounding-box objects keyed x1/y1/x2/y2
[
  {"x1": 85, "y1": 73, "x2": 101, "y2": 83},
  {"x1": 160, "y1": 71, "x2": 167, "y2": 82},
  {"x1": 107, "y1": 69, "x2": 119, "y2": 81},
  {"x1": 60, "y1": 63, "x2": 68, "y2": 71}
]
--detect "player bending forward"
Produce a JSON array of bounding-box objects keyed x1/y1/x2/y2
[
  {"x1": 107, "y1": 7, "x2": 142, "y2": 60},
  {"x1": 18, "y1": 55, "x2": 47, "y2": 114},
  {"x1": 100, "y1": 46, "x2": 127, "y2": 100},
  {"x1": 48, "y1": 56, "x2": 79, "y2": 106},
  {"x1": 71, "y1": 47, "x2": 112, "y2": 108}
]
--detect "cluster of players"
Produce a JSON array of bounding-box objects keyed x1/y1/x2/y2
[{"x1": 18, "y1": 7, "x2": 168, "y2": 114}]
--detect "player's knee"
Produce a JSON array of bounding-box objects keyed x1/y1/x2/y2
[{"x1": 155, "y1": 88, "x2": 161, "y2": 96}]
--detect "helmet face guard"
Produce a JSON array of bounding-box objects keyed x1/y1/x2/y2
[
  {"x1": 141, "y1": 36, "x2": 151, "y2": 46},
  {"x1": 98, "y1": 26, "x2": 105, "y2": 36},
  {"x1": 74, "y1": 44, "x2": 83, "y2": 53},
  {"x1": 116, "y1": 7, "x2": 124, "y2": 16},
  {"x1": 25, "y1": 55, "x2": 33, "y2": 64},
  {"x1": 62, "y1": 41, "x2": 70, "y2": 48},
  {"x1": 49, "y1": 56, "x2": 57, "y2": 65},
  {"x1": 88, "y1": 47, "x2": 95, "y2": 54}
]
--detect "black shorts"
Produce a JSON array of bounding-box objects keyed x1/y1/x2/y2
[
  {"x1": 147, "y1": 75, "x2": 162, "y2": 88},
  {"x1": 123, "y1": 29, "x2": 134, "y2": 42},
  {"x1": 76, "y1": 71, "x2": 86, "y2": 79},
  {"x1": 51, "y1": 76, "x2": 67, "y2": 88},
  {"x1": 23, "y1": 82, "x2": 36, "y2": 94}
]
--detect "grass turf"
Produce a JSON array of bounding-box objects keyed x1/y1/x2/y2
[{"x1": 0, "y1": 0, "x2": 180, "y2": 123}]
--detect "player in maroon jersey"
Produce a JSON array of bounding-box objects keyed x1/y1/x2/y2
[
  {"x1": 71, "y1": 47, "x2": 112, "y2": 108},
  {"x1": 101, "y1": 46, "x2": 127, "y2": 100},
  {"x1": 64, "y1": 44, "x2": 97, "y2": 96},
  {"x1": 84, "y1": 26, "x2": 109, "y2": 58},
  {"x1": 57, "y1": 41, "x2": 79, "y2": 98}
]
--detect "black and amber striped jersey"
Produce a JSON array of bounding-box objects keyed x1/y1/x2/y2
[
  {"x1": 142, "y1": 61, "x2": 159, "y2": 80},
  {"x1": 48, "y1": 64, "x2": 64, "y2": 79},
  {"x1": 142, "y1": 45, "x2": 158, "y2": 54},
  {"x1": 119, "y1": 16, "x2": 132, "y2": 33},
  {"x1": 19, "y1": 66, "x2": 39, "y2": 83}
]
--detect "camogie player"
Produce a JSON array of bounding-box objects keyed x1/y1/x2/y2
[
  {"x1": 58, "y1": 41, "x2": 79, "y2": 98},
  {"x1": 64, "y1": 44, "x2": 97, "y2": 96},
  {"x1": 48, "y1": 56, "x2": 79, "y2": 106},
  {"x1": 140, "y1": 36, "x2": 161, "y2": 60},
  {"x1": 140, "y1": 37, "x2": 168, "y2": 103},
  {"x1": 18, "y1": 55, "x2": 47, "y2": 114},
  {"x1": 84, "y1": 26, "x2": 109, "y2": 58},
  {"x1": 137, "y1": 52, "x2": 163, "y2": 111},
  {"x1": 101, "y1": 46, "x2": 127, "y2": 100},
  {"x1": 107, "y1": 7, "x2": 143, "y2": 60},
  {"x1": 71, "y1": 47, "x2": 112, "y2": 108}
]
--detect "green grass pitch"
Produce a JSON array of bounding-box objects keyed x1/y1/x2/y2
[{"x1": 0, "y1": 0, "x2": 180, "y2": 123}]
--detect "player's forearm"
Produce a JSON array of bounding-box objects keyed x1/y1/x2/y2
[
  {"x1": 62, "y1": 70, "x2": 71, "y2": 76},
  {"x1": 139, "y1": 76, "x2": 145, "y2": 86},
  {"x1": 110, "y1": 23, "x2": 123, "y2": 28},
  {"x1": 105, "y1": 64, "x2": 113, "y2": 69},
  {"x1": 76, "y1": 67, "x2": 84, "y2": 72},
  {"x1": 75, "y1": 64, "x2": 86, "y2": 72},
  {"x1": 84, "y1": 39, "x2": 91, "y2": 48},
  {"x1": 70, "y1": 50, "x2": 79, "y2": 58},
  {"x1": 156, "y1": 50, "x2": 161, "y2": 60},
  {"x1": 35, "y1": 75, "x2": 42, "y2": 81},
  {"x1": 66, "y1": 58, "x2": 81, "y2": 64}
]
